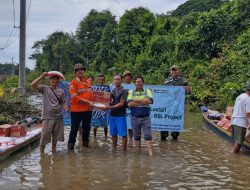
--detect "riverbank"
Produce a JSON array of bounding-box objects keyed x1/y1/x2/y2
[{"x1": 0, "y1": 95, "x2": 40, "y2": 125}]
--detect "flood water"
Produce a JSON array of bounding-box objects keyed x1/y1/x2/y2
[{"x1": 0, "y1": 112, "x2": 250, "y2": 190}]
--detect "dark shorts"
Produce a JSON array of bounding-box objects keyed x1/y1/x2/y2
[
  {"x1": 231, "y1": 125, "x2": 246, "y2": 145},
  {"x1": 131, "y1": 116, "x2": 152, "y2": 141}
]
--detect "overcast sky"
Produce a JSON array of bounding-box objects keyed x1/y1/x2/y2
[{"x1": 0, "y1": 0, "x2": 187, "y2": 69}]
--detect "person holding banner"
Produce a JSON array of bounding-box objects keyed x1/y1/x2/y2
[
  {"x1": 103, "y1": 74, "x2": 128, "y2": 151},
  {"x1": 127, "y1": 76, "x2": 153, "y2": 156},
  {"x1": 91, "y1": 74, "x2": 110, "y2": 139},
  {"x1": 161, "y1": 65, "x2": 191, "y2": 141},
  {"x1": 122, "y1": 70, "x2": 134, "y2": 141},
  {"x1": 68, "y1": 63, "x2": 93, "y2": 150}
]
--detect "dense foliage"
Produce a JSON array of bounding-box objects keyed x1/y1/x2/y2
[
  {"x1": 2, "y1": 0, "x2": 248, "y2": 111},
  {"x1": 171, "y1": 0, "x2": 229, "y2": 17}
]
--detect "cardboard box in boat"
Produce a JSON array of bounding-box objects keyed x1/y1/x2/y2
[
  {"x1": 10, "y1": 125, "x2": 27, "y2": 137},
  {"x1": 0, "y1": 124, "x2": 11, "y2": 137}
]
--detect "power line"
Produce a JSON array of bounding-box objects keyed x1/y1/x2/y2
[
  {"x1": 2, "y1": 50, "x2": 11, "y2": 59},
  {"x1": 13, "y1": 0, "x2": 19, "y2": 28},
  {"x1": 5, "y1": 30, "x2": 19, "y2": 49},
  {"x1": 0, "y1": 51, "x2": 7, "y2": 59},
  {"x1": 0, "y1": 49, "x2": 12, "y2": 59},
  {"x1": 13, "y1": 0, "x2": 16, "y2": 27},
  {"x1": 0, "y1": 51, "x2": 15, "y2": 65},
  {"x1": 1, "y1": 29, "x2": 19, "y2": 50},
  {"x1": 113, "y1": 0, "x2": 126, "y2": 11},
  {"x1": 26, "y1": 0, "x2": 31, "y2": 21},
  {"x1": 2, "y1": 28, "x2": 14, "y2": 49},
  {"x1": 1, "y1": 0, "x2": 19, "y2": 51}
]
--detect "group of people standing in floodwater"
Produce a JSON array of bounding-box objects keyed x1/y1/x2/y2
[{"x1": 31, "y1": 63, "x2": 191, "y2": 156}]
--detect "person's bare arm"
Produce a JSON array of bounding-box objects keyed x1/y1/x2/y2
[
  {"x1": 102, "y1": 99, "x2": 126, "y2": 110},
  {"x1": 31, "y1": 72, "x2": 48, "y2": 92},
  {"x1": 128, "y1": 98, "x2": 152, "y2": 107},
  {"x1": 247, "y1": 112, "x2": 250, "y2": 127},
  {"x1": 128, "y1": 101, "x2": 141, "y2": 107},
  {"x1": 184, "y1": 86, "x2": 191, "y2": 94},
  {"x1": 135, "y1": 98, "x2": 152, "y2": 105},
  {"x1": 79, "y1": 98, "x2": 93, "y2": 107},
  {"x1": 62, "y1": 102, "x2": 70, "y2": 112},
  {"x1": 110, "y1": 99, "x2": 126, "y2": 109}
]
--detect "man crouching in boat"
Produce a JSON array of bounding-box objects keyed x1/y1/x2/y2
[
  {"x1": 231, "y1": 84, "x2": 250, "y2": 153},
  {"x1": 31, "y1": 72, "x2": 69, "y2": 154}
]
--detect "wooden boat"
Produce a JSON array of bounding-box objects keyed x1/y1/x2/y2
[
  {"x1": 201, "y1": 109, "x2": 250, "y2": 151},
  {"x1": 0, "y1": 118, "x2": 42, "y2": 161}
]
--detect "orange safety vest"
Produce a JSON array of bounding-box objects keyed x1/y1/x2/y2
[{"x1": 69, "y1": 77, "x2": 93, "y2": 112}]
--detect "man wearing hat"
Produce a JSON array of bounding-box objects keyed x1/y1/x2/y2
[
  {"x1": 123, "y1": 70, "x2": 134, "y2": 141},
  {"x1": 161, "y1": 65, "x2": 191, "y2": 141},
  {"x1": 31, "y1": 71, "x2": 68, "y2": 154},
  {"x1": 123, "y1": 70, "x2": 132, "y2": 84},
  {"x1": 231, "y1": 84, "x2": 250, "y2": 153},
  {"x1": 68, "y1": 63, "x2": 93, "y2": 149}
]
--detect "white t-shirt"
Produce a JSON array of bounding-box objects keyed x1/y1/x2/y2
[{"x1": 231, "y1": 93, "x2": 250, "y2": 128}]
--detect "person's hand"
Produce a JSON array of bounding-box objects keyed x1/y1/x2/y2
[
  {"x1": 41, "y1": 72, "x2": 48, "y2": 78},
  {"x1": 134, "y1": 100, "x2": 140, "y2": 103},
  {"x1": 66, "y1": 107, "x2": 70, "y2": 112},
  {"x1": 88, "y1": 101, "x2": 94, "y2": 107},
  {"x1": 184, "y1": 86, "x2": 191, "y2": 94},
  {"x1": 102, "y1": 105, "x2": 111, "y2": 110}
]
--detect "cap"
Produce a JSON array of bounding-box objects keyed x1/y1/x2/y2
[
  {"x1": 170, "y1": 65, "x2": 179, "y2": 71},
  {"x1": 74, "y1": 63, "x2": 86, "y2": 72},
  {"x1": 123, "y1": 70, "x2": 132, "y2": 77}
]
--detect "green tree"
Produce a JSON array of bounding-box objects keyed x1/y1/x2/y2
[
  {"x1": 76, "y1": 10, "x2": 116, "y2": 68},
  {"x1": 115, "y1": 7, "x2": 155, "y2": 72},
  {"x1": 154, "y1": 15, "x2": 179, "y2": 35},
  {"x1": 232, "y1": 0, "x2": 250, "y2": 32},
  {"x1": 195, "y1": 7, "x2": 235, "y2": 59},
  {"x1": 30, "y1": 31, "x2": 78, "y2": 72},
  {"x1": 92, "y1": 23, "x2": 118, "y2": 72},
  {"x1": 30, "y1": 31, "x2": 69, "y2": 71},
  {"x1": 172, "y1": 0, "x2": 229, "y2": 17}
]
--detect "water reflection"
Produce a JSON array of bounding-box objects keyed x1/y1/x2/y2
[{"x1": 1, "y1": 113, "x2": 250, "y2": 190}]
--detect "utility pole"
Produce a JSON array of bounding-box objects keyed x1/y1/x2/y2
[
  {"x1": 11, "y1": 57, "x2": 14, "y2": 75},
  {"x1": 18, "y1": 0, "x2": 26, "y2": 94}
]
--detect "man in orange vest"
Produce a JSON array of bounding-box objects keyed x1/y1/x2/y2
[{"x1": 68, "y1": 63, "x2": 93, "y2": 150}]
